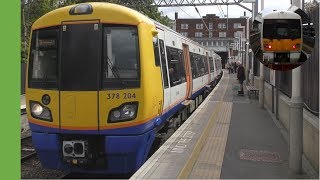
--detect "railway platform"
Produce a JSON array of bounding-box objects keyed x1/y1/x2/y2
[{"x1": 131, "y1": 70, "x2": 292, "y2": 179}]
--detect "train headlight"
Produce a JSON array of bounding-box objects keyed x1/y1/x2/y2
[
  {"x1": 122, "y1": 104, "x2": 136, "y2": 119},
  {"x1": 112, "y1": 110, "x2": 121, "y2": 119},
  {"x1": 41, "y1": 94, "x2": 51, "y2": 105},
  {"x1": 108, "y1": 102, "x2": 138, "y2": 123},
  {"x1": 31, "y1": 103, "x2": 43, "y2": 116},
  {"x1": 264, "y1": 44, "x2": 272, "y2": 49},
  {"x1": 30, "y1": 101, "x2": 53, "y2": 121},
  {"x1": 69, "y1": 4, "x2": 93, "y2": 15},
  {"x1": 293, "y1": 44, "x2": 300, "y2": 49}
]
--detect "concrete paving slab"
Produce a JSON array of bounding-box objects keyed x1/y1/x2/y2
[
  {"x1": 220, "y1": 75, "x2": 289, "y2": 179},
  {"x1": 21, "y1": 94, "x2": 26, "y2": 110}
]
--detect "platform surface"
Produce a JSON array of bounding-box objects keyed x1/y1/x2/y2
[
  {"x1": 21, "y1": 94, "x2": 26, "y2": 110},
  {"x1": 131, "y1": 70, "x2": 289, "y2": 179}
]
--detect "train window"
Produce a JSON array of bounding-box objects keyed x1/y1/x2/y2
[
  {"x1": 153, "y1": 37, "x2": 161, "y2": 67},
  {"x1": 159, "y1": 39, "x2": 169, "y2": 88},
  {"x1": 215, "y1": 61, "x2": 219, "y2": 71},
  {"x1": 179, "y1": 50, "x2": 186, "y2": 82},
  {"x1": 195, "y1": 55, "x2": 206, "y2": 76},
  {"x1": 209, "y1": 57, "x2": 214, "y2": 71},
  {"x1": 189, "y1": 53, "x2": 200, "y2": 79},
  {"x1": 166, "y1": 46, "x2": 186, "y2": 87},
  {"x1": 102, "y1": 25, "x2": 140, "y2": 89},
  {"x1": 60, "y1": 23, "x2": 100, "y2": 91},
  {"x1": 202, "y1": 55, "x2": 209, "y2": 74},
  {"x1": 28, "y1": 27, "x2": 59, "y2": 89},
  {"x1": 263, "y1": 19, "x2": 301, "y2": 39}
]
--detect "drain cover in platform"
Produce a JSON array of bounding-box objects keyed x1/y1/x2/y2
[{"x1": 239, "y1": 149, "x2": 281, "y2": 163}]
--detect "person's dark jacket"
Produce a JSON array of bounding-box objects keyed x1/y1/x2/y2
[{"x1": 237, "y1": 65, "x2": 245, "y2": 82}]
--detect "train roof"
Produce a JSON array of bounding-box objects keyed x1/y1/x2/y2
[
  {"x1": 153, "y1": 21, "x2": 211, "y2": 52},
  {"x1": 262, "y1": 10, "x2": 301, "y2": 20},
  {"x1": 32, "y1": 2, "x2": 216, "y2": 58},
  {"x1": 32, "y1": 2, "x2": 154, "y2": 30}
]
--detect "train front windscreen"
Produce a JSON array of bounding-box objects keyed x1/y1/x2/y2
[
  {"x1": 263, "y1": 19, "x2": 301, "y2": 40},
  {"x1": 28, "y1": 24, "x2": 140, "y2": 91}
]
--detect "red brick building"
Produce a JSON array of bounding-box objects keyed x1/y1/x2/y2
[{"x1": 175, "y1": 13, "x2": 250, "y2": 65}]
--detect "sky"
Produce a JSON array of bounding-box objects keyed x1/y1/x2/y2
[{"x1": 158, "y1": 0, "x2": 304, "y2": 20}]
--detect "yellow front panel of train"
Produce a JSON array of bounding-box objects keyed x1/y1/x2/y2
[
  {"x1": 263, "y1": 38, "x2": 301, "y2": 52},
  {"x1": 60, "y1": 92, "x2": 98, "y2": 130}
]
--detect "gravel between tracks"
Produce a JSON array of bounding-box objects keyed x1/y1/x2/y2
[{"x1": 21, "y1": 156, "x2": 68, "y2": 179}]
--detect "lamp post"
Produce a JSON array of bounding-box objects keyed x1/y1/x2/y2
[
  {"x1": 245, "y1": 17, "x2": 250, "y2": 85},
  {"x1": 289, "y1": 0, "x2": 303, "y2": 177},
  {"x1": 238, "y1": 26, "x2": 249, "y2": 69},
  {"x1": 235, "y1": 36, "x2": 241, "y2": 62},
  {"x1": 238, "y1": 26, "x2": 246, "y2": 65}
]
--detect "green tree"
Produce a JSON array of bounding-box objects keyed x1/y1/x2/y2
[{"x1": 21, "y1": 0, "x2": 58, "y2": 62}]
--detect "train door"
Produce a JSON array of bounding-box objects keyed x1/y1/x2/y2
[
  {"x1": 59, "y1": 21, "x2": 101, "y2": 132},
  {"x1": 183, "y1": 44, "x2": 192, "y2": 99},
  {"x1": 157, "y1": 29, "x2": 171, "y2": 113}
]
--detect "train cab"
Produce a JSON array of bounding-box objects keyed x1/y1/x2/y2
[{"x1": 261, "y1": 11, "x2": 302, "y2": 64}]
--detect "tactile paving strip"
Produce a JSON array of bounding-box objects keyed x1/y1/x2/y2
[{"x1": 188, "y1": 102, "x2": 233, "y2": 179}]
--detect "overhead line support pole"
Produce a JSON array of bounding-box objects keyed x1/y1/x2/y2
[{"x1": 289, "y1": 0, "x2": 303, "y2": 178}]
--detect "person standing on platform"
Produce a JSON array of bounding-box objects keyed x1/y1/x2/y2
[
  {"x1": 233, "y1": 62, "x2": 237, "y2": 74},
  {"x1": 237, "y1": 62, "x2": 245, "y2": 95},
  {"x1": 226, "y1": 62, "x2": 230, "y2": 73}
]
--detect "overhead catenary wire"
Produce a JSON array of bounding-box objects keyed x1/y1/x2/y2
[
  {"x1": 193, "y1": 5, "x2": 210, "y2": 33},
  {"x1": 218, "y1": 5, "x2": 225, "y2": 17},
  {"x1": 178, "y1": 6, "x2": 194, "y2": 18},
  {"x1": 216, "y1": 5, "x2": 222, "y2": 17}
]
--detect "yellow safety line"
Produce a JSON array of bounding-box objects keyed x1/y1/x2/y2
[{"x1": 178, "y1": 73, "x2": 229, "y2": 179}]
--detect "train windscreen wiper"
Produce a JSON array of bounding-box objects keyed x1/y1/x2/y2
[{"x1": 105, "y1": 56, "x2": 120, "y2": 79}]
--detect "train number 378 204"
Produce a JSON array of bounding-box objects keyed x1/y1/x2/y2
[{"x1": 107, "y1": 93, "x2": 136, "y2": 99}]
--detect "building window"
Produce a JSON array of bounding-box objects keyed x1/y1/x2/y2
[
  {"x1": 219, "y1": 32, "x2": 226, "y2": 37},
  {"x1": 233, "y1": 23, "x2": 242, "y2": 28},
  {"x1": 201, "y1": 42, "x2": 204, "y2": 46},
  {"x1": 221, "y1": 41, "x2": 224, "y2": 46},
  {"x1": 196, "y1": 23, "x2": 203, "y2": 29},
  {"x1": 234, "y1": 31, "x2": 242, "y2": 38},
  {"x1": 211, "y1": 41, "x2": 214, "y2": 46},
  {"x1": 209, "y1": 23, "x2": 213, "y2": 29},
  {"x1": 209, "y1": 32, "x2": 212, "y2": 38},
  {"x1": 181, "y1": 24, "x2": 188, "y2": 29},
  {"x1": 181, "y1": 32, "x2": 188, "y2": 37},
  {"x1": 218, "y1": 23, "x2": 226, "y2": 29},
  {"x1": 206, "y1": 41, "x2": 209, "y2": 46},
  {"x1": 195, "y1": 32, "x2": 203, "y2": 37},
  {"x1": 216, "y1": 41, "x2": 218, "y2": 46}
]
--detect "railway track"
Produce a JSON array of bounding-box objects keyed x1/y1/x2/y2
[{"x1": 21, "y1": 136, "x2": 37, "y2": 162}]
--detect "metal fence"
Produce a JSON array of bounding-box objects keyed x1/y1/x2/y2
[{"x1": 301, "y1": 2, "x2": 319, "y2": 114}]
